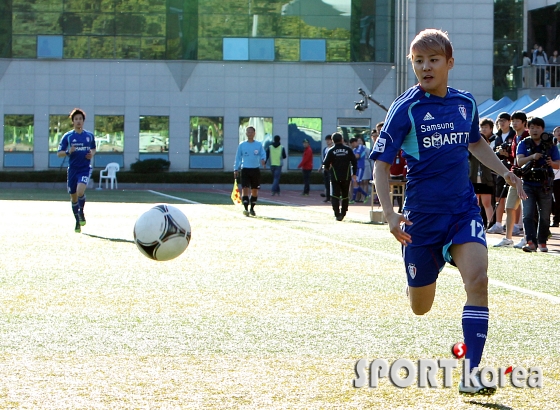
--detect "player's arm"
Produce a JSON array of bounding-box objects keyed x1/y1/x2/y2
[
  {"x1": 57, "y1": 136, "x2": 72, "y2": 157},
  {"x1": 260, "y1": 145, "x2": 266, "y2": 168},
  {"x1": 86, "y1": 148, "x2": 96, "y2": 160},
  {"x1": 374, "y1": 160, "x2": 412, "y2": 245},
  {"x1": 233, "y1": 145, "x2": 242, "y2": 177},
  {"x1": 469, "y1": 138, "x2": 526, "y2": 199}
]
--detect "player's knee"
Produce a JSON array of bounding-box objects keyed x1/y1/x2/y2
[
  {"x1": 411, "y1": 303, "x2": 431, "y2": 316},
  {"x1": 464, "y1": 273, "x2": 488, "y2": 296}
]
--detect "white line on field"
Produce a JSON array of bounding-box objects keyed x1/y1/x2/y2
[{"x1": 148, "y1": 190, "x2": 560, "y2": 304}]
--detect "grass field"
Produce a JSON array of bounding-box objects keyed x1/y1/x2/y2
[{"x1": 0, "y1": 188, "x2": 559, "y2": 409}]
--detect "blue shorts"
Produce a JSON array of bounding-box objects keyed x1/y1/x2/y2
[
  {"x1": 356, "y1": 167, "x2": 365, "y2": 182},
  {"x1": 402, "y1": 208, "x2": 487, "y2": 287},
  {"x1": 67, "y1": 168, "x2": 92, "y2": 194}
]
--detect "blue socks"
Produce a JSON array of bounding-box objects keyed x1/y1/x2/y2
[
  {"x1": 462, "y1": 305, "x2": 489, "y2": 371},
  {"x1": 352, "y1": 187, "x2": 368, "y2": 200}
]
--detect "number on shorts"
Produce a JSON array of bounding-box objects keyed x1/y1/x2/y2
[
  {"x1": 470, "y1": 220, "x2": 485, "y2": 240},
  {"x1": 80, "y1": 176, "x2": 89, "y2": 184}
]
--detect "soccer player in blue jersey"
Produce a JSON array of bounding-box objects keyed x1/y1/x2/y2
[
  {"x1": 234, "y1": 126, "x2": 266, "y2": 216},
  {"x1": 370, "y1": 29, "x2": 526, "y2": 395},
  {"x1": 349, "y1": 137, "x2": 370, "y2": 204},
  {"x1": 57, "y1": 108, "x2": 96, "y2": 233}
]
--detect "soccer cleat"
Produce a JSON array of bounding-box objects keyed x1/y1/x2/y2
[
  {"x1": 513, "y1": 237, "x2": 527, "y2": 249},
  {"x1": 348, "y1": 200, "x2": 355, "y2": 204},
  {"x1": 522, "y1": 241, "x2": 537, "y2": 252},
  {"x1": 336, "y1": 215, "x2": 344, "y2": 221},
  {"x1": 493, "y1": 238, "x2": 513, "y2": 247},
  {"x1": 78, "y1": 211, "x2": 86, "y2": 226},
  {"x1": 486, "y1": 224, "x2": 504, "y2": 234},
  {"x1": 459, "y1": 377, "x2": 497, "y2": 396},
  {"x1": 243, "y1": 210, "x2": 250, "y2": 217},
  {"x1": 363, "y1": 195, "x2": 370, "y2": 203},
  {"x1": 74, "y1": 221, "x2": 81, "y2": 233},
  {"x1": 249, "y1": 210, "x2": 256, "y2": 217},
  {"x1": 537, "y1": 244, "x2": 548, "y2": 252}
]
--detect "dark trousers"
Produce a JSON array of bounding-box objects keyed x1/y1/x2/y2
[
  {"x1": 302, "y1": 169, "x2": 311, "y2": 194},
  {"x1": 522, "y1": 183, "x2": 552, "y2": 244},
  {"x1": 552, "y1": 179, "x2": 560, "y2": 225},
  {"x1": 331, "y1": 179, "x2": 351, "y2": 217},
  {"x1": 323, "y1": 170, "x2": 331, "y2": 199}
]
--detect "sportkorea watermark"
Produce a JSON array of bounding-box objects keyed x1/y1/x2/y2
[{"x1": 353, "y1": 342, "x2": 543, "y2": 389}]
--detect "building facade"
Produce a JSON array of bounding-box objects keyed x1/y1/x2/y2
[{"x1": 0, "y1": 0, "x2": 496, "y2": 171}]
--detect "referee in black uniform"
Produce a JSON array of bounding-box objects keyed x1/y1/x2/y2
[{"x1": 322, "y1": 132, "x2": 357, "y2": 221}]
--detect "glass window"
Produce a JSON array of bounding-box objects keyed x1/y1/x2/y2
[
  {"x1": 37, "y1": 35, "x2": 63, "y2": 58},
  {"x1": 115, "y1": 36, "x2": 141, "y2": 59},
  {"x1": 351, "y1": 0, "x2": 394, "y2": 63},
  {"x1": 190, "y1": 116, "x2": 224, "y2": 154},
  {"x1": 275, "y1": 38, "x2": 299, "y2": 61},
  {"x1": 223, "y1": 38, "x2": 248, "y2": 60},
  {"x1": 300, "y1": 39, "x2": 326, "y2": 61},
  {"x1": 64, "y1": 36, "x2": 88, "y2": 58},
  {"x1": 287, "y1": 117, "x2": 322, "y2": 170},
  {"x1": 326, "y1": 39, "x2": 349, "y2": 62},
  {"x1": 4, "y1": 115, "x2": 34, "y2": 152},
  {"x1": 13, "y1": 0, "x2": 63, "y2": 12},
  {"x1": 198, "y1": 14, "x2": 250, "y2": 38},
  {"x1": 13, "y1": 12, "x2": 62, "y2": 35},
  {"x1": 141, "y1": 37, "x2": 166, "y2": 59},
  {"x1": 238, "y1": 117, "x2": 273, "y2": 145},
  {"x1": 90, "y1": 36, "x2": 115, "y2": 58},
  {"x1": 49, "y1": 114, "x2": 72, "y2": 152},
  {"x1": 12, "y1": 35, "x2": 37, "y2": 58},
  {"x1": 249, "y1": 38, "x2": 274, "y2": 61},
  {"x1": 139, "y1": 116, "x2": 169, "y2": 153},
  {"x1": 94, "y1": 115, "x2": 124, "y2": 153},
  {"x1": 337, "y1": 118, "x2": 371, "y2": 149}
]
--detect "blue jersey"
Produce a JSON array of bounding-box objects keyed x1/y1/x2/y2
[
  {"x1": 234, "y1": 140, "x2": 266, "y2": 170},
  {"x1": 369, "y1": 86, "x2": 480, "y2": 214},
  {"x1": 353, "y1": 144, "x2": 366, "y2": 169},
  {"x1": 516, "y1": 137, "x2": 560, "y2": 186},
  {"x1": 58, "y1": 130, "x2": 96, "y2": 171}
]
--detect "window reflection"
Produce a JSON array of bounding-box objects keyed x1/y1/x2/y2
[
  {"x1": 94, "y1": 115, "x2": 124, "y2": 153},
  {"x1": 139, "y1": 116, "x2": 169, "y2": 153},
  {"x1": 190, "y1": 116, "x2": 224, "y2": 154},
  {"x1": 4, "y1": 115, "x2": 34, "y2": 152},
  {"x1": 238, "y1": 117, "x2": 273, "y2": 145},
  {"x1": 287, "y1": 117, "x2": 321, "y2": 169},
  {"x1": 49, "y1": 115, "x2": 72, "y2": 152}
]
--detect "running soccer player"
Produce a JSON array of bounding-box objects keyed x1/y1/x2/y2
[
  {"x1": 57, "y1": 108, "x2": 96, "y2": 233},
  {"x1": 370, "y1": 29, "x2": 526, "y2": 395},
  {"x1": 349, "y1": 137, "x2": 369, "y2": 204},
  {"x1": 233, "y1": 126, "x2": 266, "y2": 217}
]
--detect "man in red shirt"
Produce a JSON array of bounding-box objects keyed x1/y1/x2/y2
[{"x1": 298, "y1": 139, "x2": 314, "y2": 195}]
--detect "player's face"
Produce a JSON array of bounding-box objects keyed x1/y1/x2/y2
[
  {"x1": 497, "y1": 118, "x2": 510, "y2": 132},
  {"x1": 512, "y1": 119, "x2": 526, "y2": 133},
  {"x1": 411, "y1": 51, "x2": 453, "y2": 98},
  {"x1": 554, "y1": 128, "x2": 560, "y2": 139},
  {"x1": 246, "y1": 128, "x2": 255, "y2": 140},
  {"x1": 326, "y1": 139, "x2": 333, "y2": 147},
  {"x1": 72, "y1": 114, "x2": 84, "y2": 131}
]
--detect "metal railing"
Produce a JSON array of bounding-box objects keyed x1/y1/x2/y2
[{"x1": 518, "y1": 64, "x2": 560, "y2": 88}]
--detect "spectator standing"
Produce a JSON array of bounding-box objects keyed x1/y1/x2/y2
[
  {"x1": 532, "y1": 46, "x2": 548, "y2": 86},
  {"x1": 319, "y1": 134, "x2": 333, "y2": 202},
  {"x1": 298, "y1": 139, "x2": 313, "y2": 195},
  {"x1": 349, "y1": 137, "x2": 369, "y2": 204},
  {"x1": 487, "y1": 112, "x2": 516, "y2": 234},
  {"x1": 470, "y1": 118, "x2": 496, "y2": 228},
  {"x1": 551, "y1": 126, "x2": 560, "y2": 227},
  {"x1": 266, "y1": 135, "x2": 287, "y2": 196},
  {"x1": 549, "y1": 50, "x2": 559, "y2": 87},
  {"x1": 516, "y1": 117, "x2": 560, "y2": 252}
]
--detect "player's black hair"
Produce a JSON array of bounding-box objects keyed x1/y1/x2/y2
[
  {"x1": 325, "y1": 134, "x2": 332, "y2": 140},
  {"x1": 349, "y1": 137, "x2": 357, "y2": 144},
  {"x1": 511, "y1": 111, "x2": 527, "y2": 124},
  {"x1": 332, "y1": 132, "x2": 343, "y2": 143},
  {"x1": 528, "y1": 117, "x2": 545, "y2": 129}
]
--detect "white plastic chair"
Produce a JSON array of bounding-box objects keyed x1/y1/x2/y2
[{"x1": 98, "y1": 162, "x2": 120, "y2": 189}]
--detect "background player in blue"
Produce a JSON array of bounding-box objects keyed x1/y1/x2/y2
[
  {"x1": 349, "y1": 137, "x2": 369, "y2": 204},
  {"x1": 57, "y1": 108, "x2": 96, "y2": 233},
  {"x1": 370, "y1": 29, "x2": 526, "y2": 395}
]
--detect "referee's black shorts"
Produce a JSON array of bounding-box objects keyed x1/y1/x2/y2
[{"x1": 241, "y1": 168, "x2": 261, "y2": 189}]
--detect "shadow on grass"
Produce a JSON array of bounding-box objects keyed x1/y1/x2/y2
[
  {"x1": 467, "y1": 401, "x2": 513, "y2": 410},
  {"x1": 82, "y1": 233, "x2": 135, "y2": 244}
]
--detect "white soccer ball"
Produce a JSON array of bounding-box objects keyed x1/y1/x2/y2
[{"x1": 133, "y1": 204, "x2": 191, "y2": 261}]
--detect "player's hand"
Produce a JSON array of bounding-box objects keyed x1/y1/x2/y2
[
  {"x1": 532, "y1": 152, "x2": 542, "y2": 160},
  {"x1": 69, "y1": 145, "x2": 77, "y2": 154},
  {"x1": 387, "y1": 212, "x2": 412, "y2": 246},
  {"x1": 503, "y1": 171, "x2": 527, "y2": 200},
  {"x1": 234, "y1": 171, "x2": 238, "y2": 179},
  {"x1": 85, "y1": 150, "x2": 93, "y2": 159}
]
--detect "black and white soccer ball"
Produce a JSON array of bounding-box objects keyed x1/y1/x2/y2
[{"x1": 133, "y1": 205, "x2": 191, "y2": 261}]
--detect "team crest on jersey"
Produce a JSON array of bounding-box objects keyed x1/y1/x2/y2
[
  {"x1": 254, "y1": 149, "x2": 259, "y2": 155},
  {"x1": 373, "y1": 137, "x2": 386, "y2": 153},
  {"x1": 407, "y1": 263, "x2": 417, "y2": 279},
  {"x1": 458, "y1": 105, "x2": 467, "y2": 120}
]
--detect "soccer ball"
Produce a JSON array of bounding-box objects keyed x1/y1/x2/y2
[{"x1": 133, "y1": 204, "x2": 191, "y2": 261}]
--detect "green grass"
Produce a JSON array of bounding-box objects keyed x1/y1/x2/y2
[{"x1": 0, "y1": 189, "x2": 559, "y2": 409}]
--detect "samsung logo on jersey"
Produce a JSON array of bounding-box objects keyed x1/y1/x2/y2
[
  {"x1": 423, "y1": 132, "x2": 469, "y2": 148},
  {"x1": 420, "y1": 123, "x2": 455, "y2": 133}
]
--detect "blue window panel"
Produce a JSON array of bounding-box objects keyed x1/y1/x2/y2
[
  {"x1": 94, "y1": 154, "x2": 124, "y2": 169},
  {"x1": 4, "y1": 153, "x2": 33, "y2": 167},
  {"x1": 249, "y1": 38, "x2": 274, "y2": 61},
  {"x1": 138, "y1": 153, "x2": 169, "y2": 161},
  {"x1": 223, "y1": 38, "x2": 249, "y2": 61},
  {"x1": 300, "y1": 39, "x2": 326, "y2": 62},
  {"x1": 49, "y1": 152, "x2": 67, "y2": 168},
  {"x1": 189, "y1": 155, "x2": 223, "y2": 169},
  {"x1": 37, "y1": 36, "x2": 63, "y2": 59}
]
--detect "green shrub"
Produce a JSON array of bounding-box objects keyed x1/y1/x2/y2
[{"x1": 130, "y1": 158, "x2": 170, "y2": 173}]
